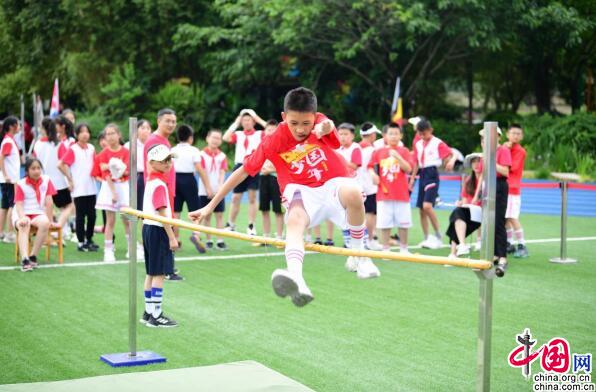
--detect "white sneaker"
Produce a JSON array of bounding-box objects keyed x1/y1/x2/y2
[
  {"x1": 399, "y1": 248, "x2": 411, "y2": 255},
  {"x1": 473, "y1": 241, "x2": 482, "y2": 252},
  {"x1": 2, "y1": 232, "x2": 16, "y2": 243},
  {"x1": 426, "y1": 235, "x2": 443, "y2": 250},
  {"x1": 246, "y1": 225, "x2": 257, "y2": 236},
  {"x1": 104, "y1": 249, "x2": 116, "y2": 263},
  {"x1": 456, "y1": 244, "x2": 470, "y2": 257},
  {"x1": 271, "y1": 269, "x2": 314, "y2": 307},
  {"x1": 418, "y1": 238, "x2": 431, "y2": 249},
  {"x1": 366, "y1": 240, "x2": 383, "y2": 251},
  {"x1": 356, "y1": 257, "x2": 381, "y2": 279},
  {"x1": 126, "y1": 245, "x2": 145, "y2": 260},
  {"x1": 345, "y1": 256, "x2": 358, "y2": 272},
  {"x1": 69, "y1": 233, "x2": 79, "y2": 243}
]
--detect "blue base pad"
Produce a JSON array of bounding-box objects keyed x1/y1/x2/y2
[{"x1": 100, "y1": 351, "x2": 166, "y2": 367}]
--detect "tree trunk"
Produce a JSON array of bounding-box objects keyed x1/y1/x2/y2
[
  {"x1": 466, "y1": 59, "x2": 473, "y2": 126},
  {"x1": 534, "y1": 60, "x2": 552, "y2": 114}
]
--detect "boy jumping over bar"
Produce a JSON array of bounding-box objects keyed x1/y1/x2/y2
[{"x1": 190, "y1": 87, "x2": 380, "y2": 307}]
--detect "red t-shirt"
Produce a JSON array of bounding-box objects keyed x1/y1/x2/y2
[
  {"x1": 92, "y1": 147, "x2": 130, "y2": 181},
  {"x1": 144, "y1": 132, "x2": 176, "y2": 197},
  {"x1": 507, "y1": 143, "x2": 526, "y2": 195},
  {"x1": 243, "y1": 113, "x2": 349, "y2": 193},
  {"x1": 478, "y1": 145, "x2": 512, "y2": 178},
  {"x1": 368, "y1": 146, "x2": 414, "y2": 202},
  {"x1": 460, "y1": 175, "x2": 481, "y2": 205}
]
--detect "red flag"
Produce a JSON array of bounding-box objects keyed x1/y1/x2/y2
[{"x1": 50, "y1": 79, "x2": 59, "y2": 118}]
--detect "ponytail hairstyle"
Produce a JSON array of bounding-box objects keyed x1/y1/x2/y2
[
  {"x1": 55, "y1": 115, "x2": 75, "y2": 140},
  {"x1": 42, "y1": 116, "x2": 59, "y2": 145},
  {"x1": 1, "y1": 116, "x2": 19, "y2": 139}
]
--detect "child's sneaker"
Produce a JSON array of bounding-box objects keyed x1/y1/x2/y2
[
  {"x1": 77, "y1": 243, "x2": 89, "y2": 252},
  {"x1": 165, "y1": 273, "x2": 184, "y2": 281},
  {"x1": 86, "y1": 241, "x2": 100, "y2": 251},
  {"x1": 427, "y1": 235, "x2": 443, "y2": 250},
  {"x1": 399, "y1": 248, "x2": 411, "y2": 255},
  {"x1": 190, "y1": 235, "x2": 206, "y2": 254},
  {"x1": 356, "y1": 257, "x2": 381, "y2": 279},
  {"x1": 205, "y1": 240, "x2": 214, "y2": 250},
  {"x1": 29, "y1": 256, "x2": 38, "y2": 269},
  {"x1": 216, "y1": 241, "x2": 227, "y2": 251},
  {"x1": 3, "y1": 232, "x2": 16, "y2": 243},
  {"x1": 314, "y1": 237, "x2": 323, "y2": 245},
  {"x1": 271, "y1": 269, "x2": 314, "y2": 307},
  {"x1": 224, "y1": 222, "x2": 236, "y2": 231},
  {"x1": 104, "y1": 249, "x2": 116, "y2": 263},
  {"x1": 324, "y1": 239, "x2": 334, "y2": 246},
  {"x1": 246, "y1": 223, "x2": 257, "y2": 236},
  {"x1": 345, "y1": 256, "x2": 358, "y2": 272},
  {"x1": 506, "y1": 242, "x2": 516, "y2": 254},
  {"x1": 139, "y1": 311, "x2": 151, "y2": 324},
  {"x1": 514, "y1": 244, "x2": 529, "y2": 258},
  {"x1": 456, "y1": 244, "x2": 471, "y2": 257},
  {"x1": 473, "y1": 241, "x2": 482, "y2": 252},
  {"x1": 146, "y1": 313, "x2": 178, "y2": 328},
  {"x1": 366, "y1": 240, "x2": 383, "y2": 251},
  {"x1": 21, "y1": 259, "x2": 33, "y2": 272}
]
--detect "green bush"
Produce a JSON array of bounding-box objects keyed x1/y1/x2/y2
[
  {"x1": 147, "y1": 81, "x2": 206, "y2": 133},
  {"x1": 100, "y1": 63, "x2": 146, "y2": 120}
]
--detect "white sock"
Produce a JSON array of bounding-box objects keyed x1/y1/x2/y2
[
  {"x1": 515, "y1": 229, "x2": 525, "y2": 245},
  {"x1": 151, "y1": 287, "x2": 163, "y2": 318},
  {"x1": 348, "y1": 223, "x2": 366, "y2": 250},
  {"x1": 285, "y1": 247, "x2": 304, "y2": 276},
  {"x1": 105, "y1": 240, "x2": 113, "y2": 251}
]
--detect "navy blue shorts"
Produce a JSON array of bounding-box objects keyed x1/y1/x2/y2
[
  {"x1": 364, "y1": 194, "x2": 377, "y2": 214},
  {"x1": 416, "y1": 167, "x2": 440, "y2": 208},
  {"x1": 0, "y1": 183, "x2": 14, "y2": 209},
  {"x1": 174, "y1": 173, "x2": 200, "y2": 213},
  {"x1": 199, "y1": 195, "x2": 225, "y2": 213},
  {"x1": 142, "y1": 225, "x2": 174, "y2": 276},
  {"x1": 136, "y1": 173, "x2": 145, "y2": 210},
  {"x1": 232, "y1": 163, "x2": 259, "y2": 193},
  {"x1": 259, "y1": 174, "x2": 282, "y2": 213}
]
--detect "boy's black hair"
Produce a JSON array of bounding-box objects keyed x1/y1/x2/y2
[
  {"x1": 206, "y1": 128, "x2": 222, "y2": 138},
  {"x1": 360, "y1": 122, "x2": 375, "y2": 132},
  {"x1": 415, "y1": 116, "x2": 431, "y2": 132},
  {"x1": 25, "y1": 157, "x2": 43, "y2": 173},
  {"x1": 338, "y1": 122, "x2": 355, "y2": 133},
  {"x1": 266, "y1": 119, "x2": 278, "y2": 126},
  {"x1": 508, "y1": 123, "x2": 523, "y2": 131},
  {"x1": 177, "y1": 124, "x2": 194, "y2": 142},
  {"x1": 74, "y1": 123, "x2": 91, "y2": 138},
  {"x1": 157, "y1": 108, "x2": 176, "y2": 119},
  {"x1": 382, "y1": 122, "x2": 401, "y2": 134},
  {"x1": 283, "y1": 87, "x2": 317, "y2": 113}
]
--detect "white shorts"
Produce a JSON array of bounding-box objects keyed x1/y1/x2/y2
[
  {"x1": 505, "y1": 194, "x2": 521, "y2": 219},
  {"x1": 95, "y1": 181, "x2": 129, "y2": 212},
  {"x1": 281, "y1": 177, "x2": 363, "y2": 229},
  {"x1": 376, "y1": 200, "x2": 412, "y2": 229}
]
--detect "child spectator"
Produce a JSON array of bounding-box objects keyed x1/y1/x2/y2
[
  {"x1": 446, "y1": 153, "x2": 483, "y2": 259},
  {"x1": 408, "y1": 117, "x2": 454, "y2": 249},
  {"x1": 222, "y1": 109, "x2": 266, "y2": 235},
  {"x1": 141, "y1": 144, "x2": 178, "y2": 327},
  {"x1": 504, "y1": 124, "x2": 528, "y2": 258},
  {"x1": 52, "y1": 115, "x2": 76, "y2": 242},
  {"x1": 368, "y1": 123, "x2": 414, "y2": 254},
  {"x1": 124, "y1": 119, "x2": 152, "y2": 210},
  {"x1": 93, "y1": 123, "x2": 142, "y2": 262},
  {"x1": 13, "y1": 158, "x2": 56, "y2": 271},
  {"x1": 256, "y1": 120, "x2": 284, "y2": 245},
  {"x1": 58, "y1": 123, "x2": 99, "y2": 252},
  {"x1": 358, "y1": 122, "x2": 383, "y2": 250},
  {"x1": 170, "y1": 124, "x2": 212, "y2": 252},
  {"x1": 190, "y1": 87, "x2": 380, "y2": 307},
  {"x1": 0, "y1": 116, "x2": 21, "y2": 244},
  {"x1": 199, "y1": 129, "x2": 229, "y2": 250}
]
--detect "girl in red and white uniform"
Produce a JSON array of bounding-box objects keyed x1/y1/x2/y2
[
  {"x1": 59, "y1": 123, "x2": 99, "y2": 252},
  {"x1": 0, "y1": 116, "x2": 21, "y2": 243},
  {"x1": 13, "y1": 158, "x2": 57, "y2": 271},
  {"x1": 53, "y1": 115, "x2": 76, "y2": 239},
  {"x1": 93, "y1": 123, "x2": 141, "y2": 262}
]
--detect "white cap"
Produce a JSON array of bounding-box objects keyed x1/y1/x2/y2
[
  {"x1": 360, "y1": 124, "x2": 382, "y2": 136},
  {"x1": 478, "y1": 127, "x2": 502, "y2": 136},
  {"x1": 408, "y1": 116, "x2": 422, "y2": 127},
  {"x1": 464, "y1": 153, "x2": 483, "y2": 169},
  {"x1": 147, "y1": 144, "x2": 176, "y2": 162}
]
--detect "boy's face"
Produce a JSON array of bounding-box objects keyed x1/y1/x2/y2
[
  {"x1": 362, "y1": 133, "x2": 376, "y2": 143},
  {"x1": 281, "y1": 110, "x2": 316, "y2": 141},
  {"x1": 337, "y1": 128, "x2": 354, "y2": 147},
  {"x1": 418, "y1": 127, "x2": 433, "y2": 141},
  {"x1": 150, "y1": 158, "x2": 172, "y2": 173},
  {"x1": 157, "y1": 114, "x2": 176, "y2": 136},
  {"x1": 241, "y1": 114, "x2": 255, "y2": 130},
  {"x1": 264, "y1": 125, "x2": 277, "y2": 136},
  {"x1": 385, "y1": 127, "x2": 402, "y2": 146},
  {"x1": 507, "y1": 127, "x2": 523, "y2": 144},
  {"x1": 207, "y1": 132, "x2": 222, "y2": 148}
]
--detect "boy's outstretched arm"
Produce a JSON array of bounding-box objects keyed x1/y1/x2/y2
[{"x1": 189, "y1": 166, "x2": 249, "y2": 222}]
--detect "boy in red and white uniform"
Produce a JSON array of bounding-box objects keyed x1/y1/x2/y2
[
  {"x1": 358, "y1": 122, "x2": 383, "y2": 250},
  {"x1": 0, "y1": 116, "x2": 21, "y2": 243},
  {"x1": 191, "y1": 87, "x2": 380, "y2": 307},
  {"x1": 368, "y1": 123, "x2": 414, "y2": 254},
  {"x1": 504, "y1": 124, "x2": 528, "y2": 258},
  {"x1": 13, "y1": 158, "x2": 56, "y2": 271},
  {"x1": 222, "y1": 109, "x2": 266, "y2": 235},
  {"x1": 199, "y1": 129, "x2": 229, "y2": 250},
  {"x1": 408, "y1": 117, "x2": 454, "y2": 249}
]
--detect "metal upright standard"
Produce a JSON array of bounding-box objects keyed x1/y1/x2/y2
[
  {"x1": 550, "y1": 180, "x2": 578, "y2": 264},
  {"x1": 475, "y1": 121, "x2": 498, "y2": 392},
  {"x1": 100, "y1": 117, "x2": 166, "y2": 367}
]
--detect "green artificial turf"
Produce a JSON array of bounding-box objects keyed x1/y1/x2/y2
[{"x1": 0, "y1": 207, "x2": 594, "y2": 391}]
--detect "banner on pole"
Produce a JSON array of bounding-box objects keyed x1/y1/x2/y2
[{"x1": 50, "y1": 79, "x2": 60, "y2": 118}]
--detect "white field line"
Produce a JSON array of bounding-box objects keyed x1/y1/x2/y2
[{"x1": 0, "y1": 236, "x2": 594, "y2": 272}]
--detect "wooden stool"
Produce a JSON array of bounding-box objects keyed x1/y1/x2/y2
[{"x1": 14, "y1": 226, "x2": 64, "y2": 264}]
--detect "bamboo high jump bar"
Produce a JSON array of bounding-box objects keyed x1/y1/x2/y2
[{"x1": 120, "y1": 207, "x2": 493, "y2": 270}]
